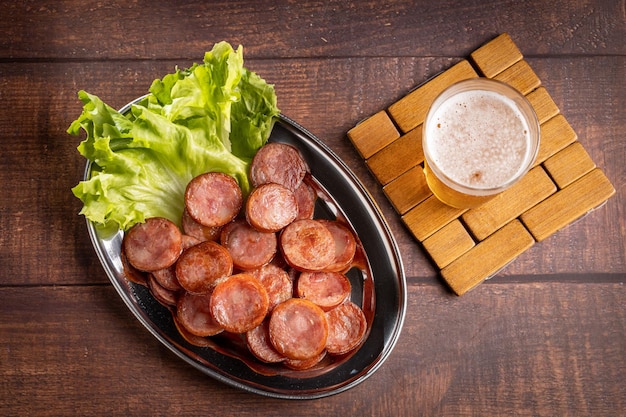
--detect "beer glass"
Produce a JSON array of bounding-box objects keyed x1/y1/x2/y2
[{"x1": 422, "y1": 78, "x2": 540, "y2": 209}]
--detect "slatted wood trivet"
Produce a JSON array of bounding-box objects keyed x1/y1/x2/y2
[{"x1": 347, "y1": 33, "x2": 615, "y2": 295}]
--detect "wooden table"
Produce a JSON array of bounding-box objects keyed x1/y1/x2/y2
[{"x1": 1, "y1": 1, "x2": 624, "y2": 415}]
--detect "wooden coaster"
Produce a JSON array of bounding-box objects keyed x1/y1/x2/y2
[{"x1": 347, "y1": 33, "x2": 615, "y2": 295}]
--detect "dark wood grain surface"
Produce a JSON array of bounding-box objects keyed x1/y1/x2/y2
[{"x1": 1, "y1": 1, "x2": 624, "y2": 416}]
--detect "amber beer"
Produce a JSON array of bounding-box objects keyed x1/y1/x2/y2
[{"x1": 422, "y1": 79, "x2": 540, "y2": 209}]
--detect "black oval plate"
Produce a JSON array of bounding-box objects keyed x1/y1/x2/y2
[{"x1": 84, "y1": 106, "x2": 407, "y2": 399}]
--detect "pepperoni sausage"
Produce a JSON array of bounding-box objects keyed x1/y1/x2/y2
[
  {"x1": 245, "y1": 320, "x2": 286, "y2": 363},
  {"x1": 184, "y1": 172, "x2": 242, "y2": 227},
  {"x1": 123, "y1": 217, "x2": 183, "y2": 272},
  {"x1": 181, "y1": 234, "x2": 202, "y2": 249},
  {"x1": 173, "y1": 318, "x2": 214, "y2": 348},
  {"x1": 120, "y1": 250, "x2": 148, "y2": 286},
  {"x1": 279, "y1": 219, "x2": 335, "y2": 271},
  {"x1": 246, "y1": 183, "x2": 298, "y2": 233},
  {"x1": 296, "y1": 271, "x2": 351, "y2": 311},
  {"x1": 284, "y1": 350, "x2": 326, "y2": 371},
  {"x1": 249, "y1": 263, "x2": 293, "y2": 311},
  {"x1": 268, "y1": 298, "x2": 328, "y2": 360},
  {"x1": 150, "y1": 233, "x2": 200, "y2": 291},
  {"x1": 147, "y1": 274, "x2": 179, "y2": 307},
  {"x1": 151, "y1": 266, "x2": 182, "y2": 292},
  {"x1": 176, "y1": 291, "x2": 223, "y2": 337},
  {"x1": 175, "y1": 241, "x2": 233, "y2": 294},
  {"x1": 318, "y1": 220, "x2": 357, "y2": 272},
  {"x1": 250, "y1": 142, "x2": 308, "y2": 191},
  {"x1": 181, "y1": 208, "x2": 222, "y2": 242},
  {"x1": 293, "y1": 175, "x2": 317, "y2": 220},
  {"x1": 210, "y1": 273, "x2": 269, "y2": 334},
  {"x1": 325, "y1": 301, "x2": 367, "y2": 355},
  {"x1": 220, "y1": 219, "x2": 277, "y2": 270}
]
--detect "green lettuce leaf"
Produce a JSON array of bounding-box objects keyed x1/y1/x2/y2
[{"x1": 68, "y1": 42, "x2": 280, "y2": 231}]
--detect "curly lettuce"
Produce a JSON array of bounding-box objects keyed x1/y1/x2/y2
[{"x1": 68, "y1": 42, "x2": 280, "y2": 231}]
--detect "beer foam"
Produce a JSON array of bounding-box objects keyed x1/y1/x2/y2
[{"x1": 426, "y1": 89, "x2": 531, "y2": 189}]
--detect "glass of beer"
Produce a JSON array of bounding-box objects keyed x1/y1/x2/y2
[{"x1": 422, "y1": 78, "x2": 540, "y2": 209}]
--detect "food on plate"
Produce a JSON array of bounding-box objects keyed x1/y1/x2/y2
[
  {"x1": 316, "y1": 219, "x2": 357, "y2": 272},
  {"x1": 118, "y1": 142, "x2": 369, "y2": 372},
  {"x1": 284, "y1": 350, "x2": 327, "y2": 371},
  {"x1": 296, "y1": 271, "x2": 351, "y2": 311},
  {"x1": 68, "y1": 41, "x2": 280, "y2": 231},
  {"x1": 250, "y1": 142, "x2": 309, "y2": 191},
  {"x1": 245, "y1": 320, "x2": 285, "y2": 364},
  {"x1": 175, "y1": 241, "x2": 233, "y2": 294},
  {"x1": 151, "y1": 264, "x2": 182, "y2": 292},
  {"x1": 325, "y1": 301, "x2": 367, "y2": 355},
  {"x1": 220, "y1": 220, "x2": 277, "y2": 271},
  {"x1": 181, "y1": 209, "x2": 222, "y2": 242},
  {"x1": 248, "y1": 264, "x2": 292, "y2": 312},
  {"x1": 268, "y1": 298, "x2": 328, "y2": 361},
  {"x1": 280, "y1": 219, "x2": 336, "y2": 271},
  {"x1": 123, "y1": 217, "x2": 183, "y2": 272},
  {"x1": 293, "y1": 176, "x2": 317, "y2": 220},
  {"x1": 210, "y1": 273, "x2": 270, "y2": 334},
  {"x1": 70, "y1": 44, "x2": 370, "y2": 374},
  {"x1": 184, "y1": 172, "x2": 243, "y2": 228},
  {"x1": 176, "y1": 291, "x2": 223, "y2": 337},
  {"x1": 245, "y1": 182, "x2": 298, "y2": 233}
]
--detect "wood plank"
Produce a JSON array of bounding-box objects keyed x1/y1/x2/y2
[
  {"x1": 382, "y1": 164, "x2": 431, "y2": 215},
  {"x1": 2, "y1": 2, "x2": 626, "y2": 60},
  {"x1": 520, "y1": 168, "x2": 616, "y2": 241},
  {"x1": 422, "y1": 220, "x2": 475, "y2": 269},
  {"x1": 462, "y1": 166, "x2": 557, "y2": 241},
  {"x1": 401, "y1": 195, "x2": 467, "y2": 241},
  {"x1": 470, "y1": 33, "x2": 523, "y2": 78},
  {"x1": 493, "y1": 59, "x2": 542, "y2": 95},
  {"x1": 2, "y1": 283, "x2": 624, "y2": 416},
  {"x1": 347, "y1": 110, "x2": 400, "y2": 159},
  {"x1": 441, "y1": 220, "x2": 535, "y2": 295},
  {"x1": 542, "y1": 141, "x2": 596, "y2": 189},
  {"x1": 534, "y1": 114, "x2": 578, "y2": 165},
  {"x1": 526, "y1": 86, "x2": 560, "y2": 124},
  {"x1": 365, "y1": 126, "x2": 424, "y2": 185},
  {"x1": 387, "y1": 60, "x2": 478, "y2": 133}
]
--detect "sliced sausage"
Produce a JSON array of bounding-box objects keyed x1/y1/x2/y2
[
  {"x1": 173, "y1": 317, "x2": 214, "y2": 348},
  {"x1": 318, "y1": 220, "x2": 357, "y2": 272},
  {"x1": 184, "y1": 172, "x2": 242, "y2": 227},
  {"x1": 284, "y1": 350, "x2": 326, "y2": 371},
  {"x1": 250, "y1": 142, "x2": 308, "y2": 191},
  {"x1": 246, "y1": 183, "x2": 298, "y2": 233},
  {"x1": 268, "y1": 298, "x2": 328, "y2": 360},
  {"x1": 249, "y1": 264, "x2": 293, "y2": 311},
  {"x1": 325, "y1": 301, "x2": 367, "y2": 355},
  {"x1": 151, "y1": 265, "x2": 182, "y2": 292},
  {"x1": 296, "y1": 271, "x2": 351, "y2": 311},
  {"x1": 149, "y1": 232, "x2": 201, "y2": 292},
  {"x1": 210, "y1": 273, "x2": 269, "y2": 334},
  {"x1": 280, "y1": 219, "x2": 335, "y2": 271},
  {"x1": 176, "y1": 291, "x2": 223, "y2": 337},
  {"x1": 181, "y1": 234, "x2": 202, "y2": 249},
  {"x1": 245, "y1": 320, "x2": 286, "y2": 363},
  {"x1": 181, "y1": 208, "x2": 222, "y2": 242},
  {"x1": 175, "y1": 241, "x2": 233, "y2": 294},
  {"x1": 120, "y1": 250, "x2": 148, "y2": 286},
  {"x1": 147, "y1": 274, "x2": 179, "y2": 307},
  {"x1": 220, "y1": 219, "x2": 277, "y2": 270},
  {"x1": 123, "y1": 217, "x2": 183, "y2": 272},
  {"x1": 293, "y1": 175, "x2": 317, "y2": 220}
]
